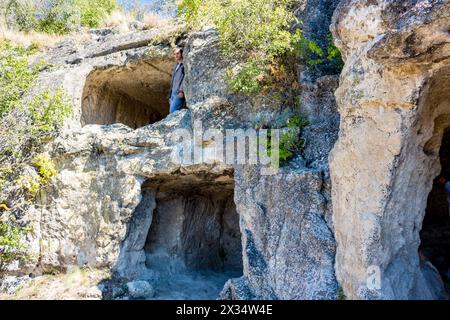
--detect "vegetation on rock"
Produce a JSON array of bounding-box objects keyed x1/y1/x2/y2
[
  {"x1": 0, "y1": 40, "x2": 41, "y2": 117},
  {"x1": 0, "y1": 41, "x2": 72, "y2": 267},
  {"x1": 4, "y1": 0, "x2": 118, "y2": 34},
  {"x1": 0, "y1": 218, "x2": 29, "y2": 271},
  {"x1": 260, "y1": 114, "x2": 310, "y2": 164},
  {"x1": 178, "y1": 0, "x2": 341, "y2": 164},
  {"x1": 178, "y1": 0, "x2": 342, "y2": 96}
]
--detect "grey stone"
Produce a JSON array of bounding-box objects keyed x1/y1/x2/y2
[
  {"x1": 112, "y1": 286, "x2": 126, "y2": 299},
  {"x1": 126, "y1": 280, "x2": 155, "y2": 299},
  {"x1": 330, "y1": 0, "x2": 450, "y2": 299},
  {"x1": 0, "y1": 1, "x2": 351, "y2": 301},
  {"x1": 0, "y1": 276, "x2": 30, "y2": 295},
  {"x1": 86, "y1": 286, "x2": 103, "y2": 299}
]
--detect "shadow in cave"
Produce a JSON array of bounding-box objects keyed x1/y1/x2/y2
[
  {"x1": 98, "y1": 172, "x2": 243, "y2": 300},
  {"x1": 420, "y1": 128, "x2": 450, "y2": 296},
  {"x1": 81, "y1": 59, "x2": 173, "y2": 129}
]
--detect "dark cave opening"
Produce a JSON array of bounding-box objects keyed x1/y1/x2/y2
[
  {"x1": 81, "y1": 59, "x2": 173, "y2": 129},
  {"x1": 420, "y1": 129, "x2": 450, "y2": 291},
  {"x1": 141, "y1": 174, "x2": 243, "y2": 299}
]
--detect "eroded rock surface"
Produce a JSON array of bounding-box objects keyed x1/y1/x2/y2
[
  {"x1": 2, "y1": 1, "x2": 343, "y2": 300},
  {"x1": 330, "y1": 0, "x2": 450, "y2": 299}
]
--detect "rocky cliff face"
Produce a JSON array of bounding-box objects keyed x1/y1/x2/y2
[
  {"x1": 0, "y1": 1, "x2": 341, "y2": 299},
  {"x1": 2, "y1": 0, "x2": 449, "y2": 301},
  {"x1": 330, "y1": 0, "x2": 450, "y2": 299}
]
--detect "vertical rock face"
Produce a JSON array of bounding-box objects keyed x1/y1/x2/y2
[
  {"x1": 2, "y1": 2, "x2": 343, "y2": 300},
  {"x1": 225, "y1": 165, "x2": 337, "y2": 300},
  {"x1": 295, "y1": 0, "x2": 342, "y2": 81},
  {"x1": 330, "y1": 0, "x2": 450, "y2": 299}
]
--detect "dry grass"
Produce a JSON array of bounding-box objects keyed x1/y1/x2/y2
[
  {"x1": 142, "y1": 12, "x2": 164, "y2": 29},
  {"x1": 0, "y1": 16, "x2": 62, "y2": 49},
  {"x1": 0, "y1": 7, "x2": 172, "y2": 50},
  {"x1": 101, "y1": 10, "x2": 134, "y2": 32},
  {"x1": 0, "y1": 267, "x2": 111, "y2": 300},
  {"x1": 101, "y1": 9, "x2": 171, "y2": 32},
  {"x1": 0, "y1": 16, "x2": 93, "y2": 50}
]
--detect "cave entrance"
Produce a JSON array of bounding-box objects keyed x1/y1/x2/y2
[
  {"x1": 142, "y1": 174, "x2": 242, "y2": 299},
  {"x1": 420, "y1": 128, "x2": 450, "y2": 295},
  {"x1": 81, "y1": 59, "x2": 172, "y2": 129}
]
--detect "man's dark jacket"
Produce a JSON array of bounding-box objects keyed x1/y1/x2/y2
[{"x1": 168, "y1": 63, "x2": 185, "y2": 98}]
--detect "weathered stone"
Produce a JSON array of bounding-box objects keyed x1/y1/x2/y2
[
  {"x1": 232, "y1": 164, "x2": 338, "y2": 300},
  {"x1": 2, "y1": 1, "x2": 343, "y2": 300},
  {"x1": 112, "y1": 286, "x2": 126, "y2": 299},
  {"x1": 86, "y1": 286, "x2": 103, "y2": 299},
  {"x1": 127, "y1": 280, "x2": 155, "y2": 299},
  {"x1": 0, "y1": 276, "x2": 30, "y2": 295},
  {"x1": 330, "y1": 0, "x2": 450, "y2": 299}
]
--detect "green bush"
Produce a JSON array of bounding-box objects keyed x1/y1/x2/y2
[
  {"x1": 33, "y1": 154, "x2": 58, "y2": 183},
  {"x1": 36, "y1": 0, "x2": 82, "y2": 34},
  {"x1": 76, "y1": 0, "x2": 117, "y2": 28},
  {"x1": 4, "y1": 0, "x2": 118, "y2": 34},
  {"x1": 28, "y1": 89, "x2": 73, "y2": 135},
  {"x1": 16, "y1": 174, "x2": 41, "y2": 197},
  {"x1": 0, "y1": 40, "x2": 41, "y2": 118},
  {"x1": 179, "y1": 0, "x2": 302, "y2": 96},
  {"x1": 261, "y1": 114, "x2": 309, "y2": 165},
  {"x1": 179, "y1": 0, "x2": 298, "y2": 59},
  {"x1": 326, "y1": 34, "x2": 344, "y2": 70},
  {"x1": 226, "y1": 60, "x2": 263, "y2": 95},
  {"x1": 14, "y1": 154, "x2": 57, "y2": 198},
  {"x1": 0, "y1": 88, "x2": 71, "y2": 198},
  {"x1": 179, "y1": 0, "x2": 343, "y2": 96},
  {"x1": 4, "y1": 0, "x2": 38, "y2": 32},
  {"x1": 278, "y1": 114, "x2": 309, "y2": 162},
  {"x1": 0, "y1": 219, "x2": 28, "y2": 271},
  {"x1": 178, "y1": 0, "x2": 336, "y2": 95},
  {"x1": 0, "y1": 43, "x2": 72, "y2": 203}
]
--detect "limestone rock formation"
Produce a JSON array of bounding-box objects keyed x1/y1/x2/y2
[
  {"x1": 0, "y1": 7, "x2": 341, "y2": 299},
  {"x1": 127, "y1": 280, "x2": 155, "y2": 299},
  {"x1": 330, "y1": 0, "x2": 450, "y2": 299},
  {"x1": 6, "y1": 0, "x2": 450, "y2": 301}
]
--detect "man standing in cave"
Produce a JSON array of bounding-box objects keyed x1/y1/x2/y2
[{"x1": 168, "y1": 47, "x2": 185, "y2": 113}]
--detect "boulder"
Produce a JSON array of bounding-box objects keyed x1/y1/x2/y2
[{"x1": 126, "y1": 281, "x2": 155, "y2": 299}]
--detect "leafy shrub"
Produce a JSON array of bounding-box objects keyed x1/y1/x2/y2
[
  {"x1": 226, "y1": 60, "x2": 263, "y2": 95},
  {"x1": 0, "y1": 42, "x2": 72, "y2": 210},
  {"x1": 0, "y1": 40, "x2": 41, "y2": 117},
  {"x1": 0, "y1": 88, "x2": 71, "y2": 201},
  {"x1": 35, "y1": 0, "x2": 82, "y2": 34},
  {"x1": 326, "y1": 34, "x2": 344, "y2": 70},
  {"x1": 179, "y1": 0, "x2": 298, "y2": 59},
  {"x1": 179, "y1": 0, "x2": 302, "y2": 97},
  {"x1": 33, "y1": 154, "x2": 57, "y2": 183},
  {"x1": 4, "y1": 0, "x2": 38, "y2": 32},
  {"x1": 76, "y1": 0, "x2": 117, "y2": 28},
  {"x1": 28, "y1": 89, "x2": 73, "y2": 135},
  {"x1": 179, "y1": 0, "x2": 344, "y2": 96},
  {"x1": 0, "y1": 219, "x2": 29, "y2": 271},
  {"x1": 262, "y1": 114, "x2": 310, "y2": 164},
  {"x1": 0, "y1": 36, "x2": 68, "y2": 268},
  {"x1": 4, "y1": 0, "x2": 118, "y2": 34},
  {"x1": 179, "y1": 1, "x2": 336, "y2": 93},
  {"x1": 295, "y1": 35, "x2": 324, "y2": 66},
  {"x1": 16, "y1": 174, "x2": 41, "y2": 197},
  {"x1": 15, "y1": 154, "x2": 57, "y2": 198},
  {"x1": 278, "y1": 114, "x2": 309, "y2": 162}
]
